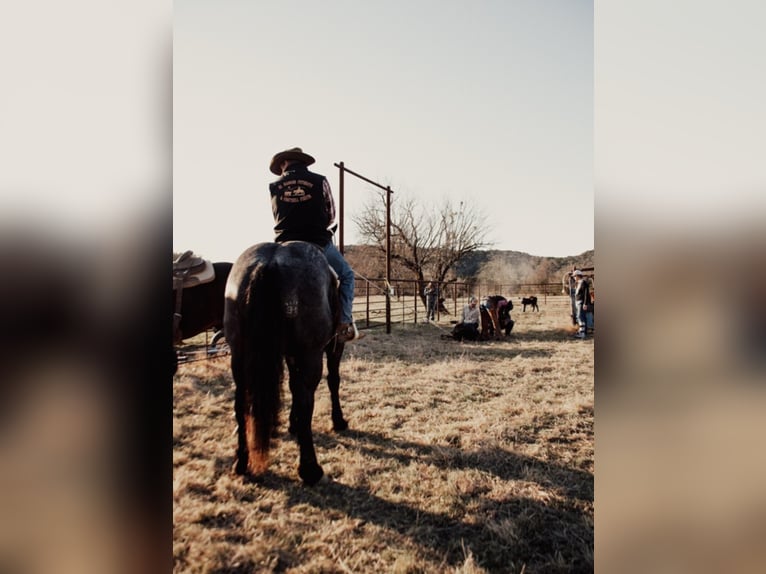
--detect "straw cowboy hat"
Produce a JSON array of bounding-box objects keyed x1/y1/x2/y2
[{"x1": 269, "y1": 147, "x2": 315, "y2": 175}]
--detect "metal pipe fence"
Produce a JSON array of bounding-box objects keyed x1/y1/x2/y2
[
  {"x1": 176, "y1": 278, "x2": 572, "y2": 364},
  {"x1": 352, "y1": 277, "x2": 568, "y2": 329}
]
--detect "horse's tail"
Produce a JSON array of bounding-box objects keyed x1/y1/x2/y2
[{"x1": 242, "y1": 252, "x2": 284, "y2": 472}]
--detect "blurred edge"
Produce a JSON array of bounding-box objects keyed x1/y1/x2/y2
[
  {"x1": 0, "y1": 2, "x2": 172, "y2": 574},
  {"x1": 595, "y1": 1, "x2": 766, "y2": 572},
  {"x1": 1, "y1": 1, "x2": 765, "y2": 574}
]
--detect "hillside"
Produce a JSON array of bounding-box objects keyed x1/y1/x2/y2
[{"x1": 344, "y1": 245, "x2": 594, "y2": 285}]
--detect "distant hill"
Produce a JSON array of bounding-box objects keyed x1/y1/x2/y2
[{"x1": 344, "y1": 245, "x2": 594, "y2": 285}]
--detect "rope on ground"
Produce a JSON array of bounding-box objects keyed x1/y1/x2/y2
[{"x1": 425, "y1": 318, "x2": 452, "y2": 334}]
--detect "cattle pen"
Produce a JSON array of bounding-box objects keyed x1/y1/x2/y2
[
  {"x1": 173, "y1": 288, "x2": 594, "y2": 572},
  {"x1": 175, "y1": 279, "x2": 575, "y2": 364},
  {"x1": 352, "y1": 277, "x2": 571, "y2": 330}
]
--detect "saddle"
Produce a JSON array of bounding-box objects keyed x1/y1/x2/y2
[
  {"x1": 173, "y1": 250, "x2": 215, "y2": 345},
  {"x1": 173, "y1": 250, "x2": 214, "y2": 290}
]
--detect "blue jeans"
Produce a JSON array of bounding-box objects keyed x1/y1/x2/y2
[
  {"x1": 323, "y1": 242, "x2": 356, "y2": 324},
  {"x1": 576, "y1": 301, "x2": 587, "y2": 333}
]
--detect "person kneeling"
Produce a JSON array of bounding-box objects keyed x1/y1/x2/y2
[{"x1": 450, "y1": 296, "x2": 480, "y2": 341}]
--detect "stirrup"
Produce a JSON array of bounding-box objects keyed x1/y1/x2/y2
[{"x1": 338, "y1": 322, "x2": 364, "y2": 342}]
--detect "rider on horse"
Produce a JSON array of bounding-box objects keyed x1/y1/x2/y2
[{"x1": 268, "y1": 147, "x2": 363, "y2": 342}]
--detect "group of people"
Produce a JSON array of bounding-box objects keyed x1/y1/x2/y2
[
  {"x1": 425, "y1": 282, "x2": 483, "y2": 340},
  {"x1": 447, "y1": 270, "x2": 594, "y2": 343},
  {"x1": 447, "y1": 295, "x2": 514, "y2": 341}
]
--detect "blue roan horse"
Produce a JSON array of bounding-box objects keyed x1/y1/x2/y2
[{"x1": 224, "y1": 241, "x2": 348, "y2": 485}]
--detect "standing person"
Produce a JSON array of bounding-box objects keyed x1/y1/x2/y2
[
  {"x1": 424, "y1": 281, "x2": 439, "y2": 322},
  {"x1": 269, "y1": 147, "x2": 363, "y2": 342},
  {"x1": 585, "y1": 278, "x2": 594, "y2": 334},
  {"x1": 573, "y1": 270, "x2": 590, "y2": 339}
]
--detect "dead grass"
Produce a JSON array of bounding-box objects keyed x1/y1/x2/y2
[{"x1": 174, "y1": 297, "x2": 593, "y2": 573}]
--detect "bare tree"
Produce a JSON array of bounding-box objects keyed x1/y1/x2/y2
[{"x1": 354, "y1": 191, "x2": 491, "y2": 303}]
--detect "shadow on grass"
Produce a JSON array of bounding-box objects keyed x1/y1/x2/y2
[
  {"x1": 260, "y1": 473, "x2": 590, "y2": 572},
  {"x1": 249, "y1": 427, "x2": 593, "y2": 573},
  {"x1": 322, "y1": 428, "x2": 593, "y2": 502},
  {"x1": 344, "y1": 324, "x2": 589, "y2": 367},
  {"x1": 349, "y1": 340, "x2": 558, "y2": 366}
]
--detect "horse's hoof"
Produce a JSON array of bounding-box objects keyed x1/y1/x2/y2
[
  {"x1": 333, "y1": 419, "x2": 349, "y2": 432},
  {"x1": 232, "y1": 459, "x2": 247, "y2": 476},
  {"x1": 299, "y1": 464, "x2": 324, "y2": 486}
]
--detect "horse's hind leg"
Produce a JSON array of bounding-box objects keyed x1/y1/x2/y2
[
  {"x1": 287, "y1": 355, "x2": 324, "y2": 485},
  {"x1": 232, "y1": 381, "x2": 249, "y2": 475},
  {"x1": 326, "y1": 346, "x2": 348, "y2": 431}
]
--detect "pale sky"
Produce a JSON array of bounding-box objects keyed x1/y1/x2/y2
[
  {"x1": 2, "y1": 1, "x2": 761, "y2": 264},
  {"x1": 173, "y1": 0, "x2": 594, "y2": 261}
]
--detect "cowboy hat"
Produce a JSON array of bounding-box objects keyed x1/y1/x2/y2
[{"x1": 269, "y1": 147, "x2": 315, "y2": 175}]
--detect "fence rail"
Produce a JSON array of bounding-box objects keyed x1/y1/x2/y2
[
  {"x1": 176, "y1": 278, "x2": 575, "y2": 363},
  {"x1": 352, "y1": 277, "x2": 569, "y2": 328}
]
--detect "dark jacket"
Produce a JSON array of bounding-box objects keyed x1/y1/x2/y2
[
  {"x1": 269, "y1": 164, "x2": 335, "y2": 246},
  {"x1": 575, "y1": 278, "x2": 590, "y2": 304}
]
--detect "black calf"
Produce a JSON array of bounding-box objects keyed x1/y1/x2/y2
[{"x1": 521, "y1": 296, "x2": 539, "y2": 312}]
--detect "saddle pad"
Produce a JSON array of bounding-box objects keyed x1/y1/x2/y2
[{"x1": 173, "y1": 260, "x2": 215, "y2": 290}]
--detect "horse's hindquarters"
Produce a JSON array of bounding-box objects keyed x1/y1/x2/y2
[{"x1": 225, "y1": 241, "x2": 339, "y2": 484}]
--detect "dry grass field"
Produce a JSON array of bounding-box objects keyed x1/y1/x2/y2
[{"x1": 173, "y1": 296, "x2": 593, "y2": 573}]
